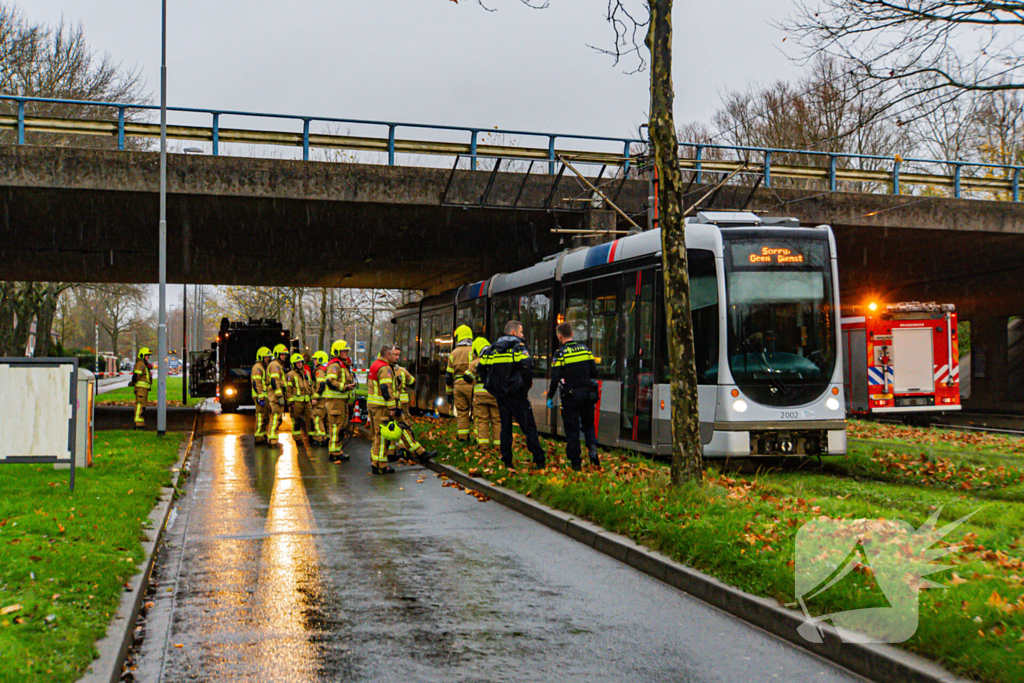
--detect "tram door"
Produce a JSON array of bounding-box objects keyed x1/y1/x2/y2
[{"x1": 621, "y1": 269, "x2": 655, "y2": 443}]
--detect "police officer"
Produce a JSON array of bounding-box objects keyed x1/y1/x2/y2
[
  {"x1": 546, "y1": 322, "x2": 600, "y2": 470},
  {"x1": 286, "y1": 352, "x2": 315, "y2": 450},
  {"x1": 446, "y1": 325, "x2": 475, "y2": 442},
  {"x1": 323, "y1": 340, "x2": 357, "y2": 462},
  {"x1": 479, "y1": 320, "x2": 546, "y2": 470},
  {"x1": 251, "y1": 346, "x2": 273, "y2": 443},
  {"x1": 266, "y1": 343, "x2": 290, "y2": 445},
  {"x1": 131, "y1": 347, "x2": 153, "y2": 430},
  {"x1": 465, "y1": 337, "x2": 500, "y2": 448},
  {"x1": 310, "y1": 350, "x2": 330, "y2": 444}
]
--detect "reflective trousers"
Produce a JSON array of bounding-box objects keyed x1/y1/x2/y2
[
  {"x1": 454, "y1": 383, "x2": 474, "y2": 440},
  {"x1": 311, "y1": 399, "x2": 328, "y2": 440},
  {"x1": 473, "y1": 391, "x2": 500, "y2": 446},
  {"x1": 497, "y1": 393, "x2": 545, "y2": 468},
  {"x1": 560, "y1": 390, "x2": 597, "y2": 466},
  {"x1": 326, "y1": 399, "x2": 350, "y2": 455},
  {"x1": 254, "y1": 396, "x2": 270, "y2": 441},
  {"x1": 268, "y1": 395, "x2": 286, "y2": 440},
  {"x1": 133, "y1": 387, "x2": 149, "y2": 427},
  {"x1": 289, "y1": 400, "x2": 314, "y2": 437},
  {"x1": 369, "y1": 405, "x2": 392, "y2": 466}
]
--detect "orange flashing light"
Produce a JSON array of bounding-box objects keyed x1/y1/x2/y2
[
  {"x1": 730, "y1": 389, "x2": 739, "y2": 398},
  {"x1": 868, "y1": 302, "x2": 878, "y2": 312},
  {"x1": 832, "y1": 387, "x2": 840, "y2": 395}
]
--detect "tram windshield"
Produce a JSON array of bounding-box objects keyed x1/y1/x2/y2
[{"x1": 723, "y1": 232, "x2": 836, "y2": 407}]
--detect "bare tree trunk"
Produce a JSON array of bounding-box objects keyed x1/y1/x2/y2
[
  {"x1": 299, "y1": 289, "x2": 308, "y2": 351},
  {"x1": 33, "y1": 284, "x2": 61, "y2": 357},
  {"x1": 648, "y1": 0, "x2": 703, "y2": 485},
  {"x1": 318, "y1": 288, "x2": 328, "y2": 351}
]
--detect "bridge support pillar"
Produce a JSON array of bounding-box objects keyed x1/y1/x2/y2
[{"x1": 961, "y1": 313, "x2": 1017, "y2": 412}]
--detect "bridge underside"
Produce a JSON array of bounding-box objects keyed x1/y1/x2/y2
[{"x1": 3, "y1": 145, "x2": 1024, "y2": 410}]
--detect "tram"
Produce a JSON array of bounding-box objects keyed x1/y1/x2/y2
[{"x1": 392, "y1": 211, "x2": 846, "y2": 458}]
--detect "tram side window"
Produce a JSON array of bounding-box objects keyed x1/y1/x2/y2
[
  {"x1": 394, "y1": 319, "x2": 407, "y2": 354},
  {"x1": 590, "y1": 276, "x2": 619, "y2": 379},
  {"x1": 436, "y1": 311, "x2": 453, "y2": 364},
  {"x1": 491, "y1": 296, "x2": 512, "y2": 336},
  {"x1": 525, "y1": 291, "x2": 551, "y2": 375},
  {"x1": 655, "y1": 251, "x2": 719, "y2": 384},
  {"x1": 459, "y1": 300, "x2": 486, "y2": 337},
  {"x1": 421, "y1": 315, "x2": 437, "y2": 366},
  {"x1": 564, "y1": 284, "x2": 590, "y2": 344}
]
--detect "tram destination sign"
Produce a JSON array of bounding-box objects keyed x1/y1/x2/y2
[{"x1": 743, "y1": 245, "x2": 806, "y2": 265}]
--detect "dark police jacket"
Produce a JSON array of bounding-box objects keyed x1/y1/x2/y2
[
  {"x1": 546, "y1": 341, "x2": 597, "y2": 400},
  {"x1": 479, "y1": 335, "x2": 533, "y2": 400}
]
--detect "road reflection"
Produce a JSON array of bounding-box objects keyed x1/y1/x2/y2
[{"x1": 256, "y1": 436, "x2": 324, "y2": 680}]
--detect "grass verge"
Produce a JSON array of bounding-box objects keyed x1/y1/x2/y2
[
  {"x1": 0, "y1": 431, "x2": 185, "y2": 683},
  {"x1": 96, "y1": 376, "x2": 202, "y2": 407},
  {"x1": 412, "y1": 416, "x2": 1024, "y2": 683}
]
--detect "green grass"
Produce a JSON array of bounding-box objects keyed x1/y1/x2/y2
[
  {"x1": 412, "y1": 417, "x2": 1024, "y2": 683},
  {"x1": 96, "y1": 376, "x2": 202, "y2": 407},
  {"x1": 0, "y1": 431, "x2": 185, "y2": 682}
]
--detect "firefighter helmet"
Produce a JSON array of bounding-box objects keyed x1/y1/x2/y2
[
  {"x1": 331, "y1": 339, "x2": 351, "y2": 357},
  {"x1": 471, "y1": 337, "x2": 490, "y2": 359},
  {"x1": 273, "y1": 343, "x2": 289, "y2": 356},
  {"x1": 312, "y1": 350, "x2": 328, "y2": 365},
  {"x1": 381, "y1": 420, "x2": 403, "y2": 442},
  {"x1": 454, "y1": 325, "x2": 473, "y2": 343},
  {"x1": 138, "y1": 347, "x2": 151, "y2": 359},
  {"x1": 256, "y1": 346, "x2": 271, "y2": 362},
  {"x1": 289, "y1": 353, "x2": 305, "y2": 366}
]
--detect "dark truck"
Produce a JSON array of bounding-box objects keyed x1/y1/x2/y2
[{"x1": 189, "y1": 318, "x2": 293, "y2": 413}]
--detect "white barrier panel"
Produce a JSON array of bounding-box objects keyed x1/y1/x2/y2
[{"x1": 0, "y1": 358, "x2": 78, "y2": 490}]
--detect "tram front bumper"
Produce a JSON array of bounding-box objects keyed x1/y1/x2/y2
[{"x1": 706, "y1": 420, "x2": 846, "y2": 457}]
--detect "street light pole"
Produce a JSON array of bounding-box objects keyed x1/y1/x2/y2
[{"x1": 156, "y1": 0, "x2": 168, "y2": 435}]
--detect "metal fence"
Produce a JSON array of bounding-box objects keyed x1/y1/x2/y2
[{"x1": 1, "y1": 94, "x2": 1020, "y2": 201}]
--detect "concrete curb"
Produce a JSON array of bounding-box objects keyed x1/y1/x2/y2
[
  {"x1": 78, "y1": 413, "x2": 202, "y2": 683},
  {"x1": 425, "y1": 459, "x2": 975, "y2": 683}
]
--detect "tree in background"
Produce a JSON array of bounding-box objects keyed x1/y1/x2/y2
[
  {"x1": 0, "y1": 2, "x2": 148, "y2": 147},
  {"x1": 781, "y1": 0, "x2": 1024, "y2": 120},
  {"x1": 76, "y1": 284, "x2": 149, "y2": 359}
]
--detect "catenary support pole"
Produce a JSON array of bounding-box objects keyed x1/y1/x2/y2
[{"x1": 157, "y1": 0, "x2": 168, "y2": 436}]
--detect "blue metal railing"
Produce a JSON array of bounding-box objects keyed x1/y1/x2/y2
[{"x1": 2, "y1": 93, "x2": 1022, "y2": 202}]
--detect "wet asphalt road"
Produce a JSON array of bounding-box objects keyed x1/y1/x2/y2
[{"x1": 134, "y1": 410, "x2": 864, "y2": 683}]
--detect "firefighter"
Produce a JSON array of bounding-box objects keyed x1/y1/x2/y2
[
  {"x1": 251, "y1": 346, "x2": 273, "y2": 443},
  {"x1": 323, "y1": 340, "x2": 357, "y2": 462},
  {"x1": 446, "y1": 325, "x2": 475, "y2": 442},
  {"x1": 478, "y1": 320, "x2": 546, "y2": 470},
  {"x1": 266, "y1": 343, "x2": 290, "y2": 444},
  {"x1": 131, "y1": 347, "x2": 153, "y2": 430},
  {"x1": 390, "y1": 346, "x2": 436, "y2": 463},
  {"x1": 464, "y1": 337, "x2": 500, "y2": 448},
  {"x1": 367, "y1": 345, "x2": 400, "y2": 474},
  {"x1": 546, "y1": 322, "x2": 600, "y2": 470},
  {"x1": 286, "y1": 352, "x2": 315, "y2": 450},
  {"x1": 310, "y1": 350, "x2": 329, "y2": 444}
]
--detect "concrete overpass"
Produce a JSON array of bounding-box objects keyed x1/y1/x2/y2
[{"x1": 3, "y1": 144, "x2": 1023, "y2": 411}]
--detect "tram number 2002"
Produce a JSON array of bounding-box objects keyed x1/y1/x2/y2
[{"x1": 780, "y1": 411, "x2": 801, "y2": 419}]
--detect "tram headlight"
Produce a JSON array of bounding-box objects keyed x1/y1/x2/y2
[
  {"x1": 224, "y1": 387, "x2": 236, "y2": 397},
  {"x1": 826, "y1": 397, "x2": 840, "y2": 411},
  {"x1": 732, "y1": 399, "x2": 748, "y2": 413}
]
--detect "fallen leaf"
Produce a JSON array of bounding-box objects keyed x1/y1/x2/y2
[{"x1": 0, "y1": 604, "x2": 22, "y2": 616}]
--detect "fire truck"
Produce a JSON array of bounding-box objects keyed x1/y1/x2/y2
[
  {"x1": 189, "y1": 318, "x2": 293, "y2": 414},
  {"x1": 841, "y1": 302, "x2": 961, "y2": 417}
]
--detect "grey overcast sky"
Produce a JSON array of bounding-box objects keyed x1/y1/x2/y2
[{"x1": 26, "y1": 0, "x2": 802, "y2": 137}]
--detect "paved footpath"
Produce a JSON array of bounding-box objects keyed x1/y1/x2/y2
[{"x1": 134, "y1": 412, "x2": 865, "y2": 682}]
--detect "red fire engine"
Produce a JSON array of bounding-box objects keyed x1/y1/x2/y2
[{"x1": 841, "y1": 302, "x2": 961, "y2": 416}]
